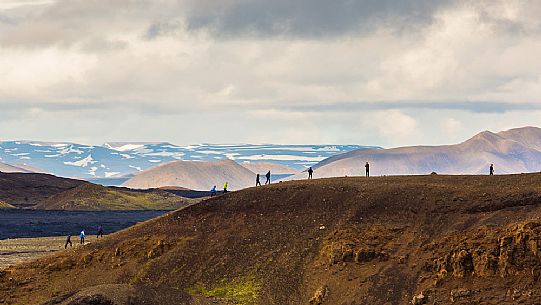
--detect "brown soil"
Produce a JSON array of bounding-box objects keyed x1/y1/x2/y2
[
  {"x1": 0, "y1": 237, "x2": 79, "y2": 270},
  {"x1": 34, "y1": 183, "x2": 195, "y2": 211},
  {"x1": 3, "y1": 174, "x2": 541, "y2": 304},
  {"x1": 0, "y1": 172, "x2": 84, "y2": 208}
]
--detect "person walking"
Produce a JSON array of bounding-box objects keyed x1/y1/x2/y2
[
  {"x1": 223, "y1": 181, "x2": 228, "y2": 193},
  {"x1": 97, "y1": 225, "x2": 104, "y2": 238},
  {"x1": 365, "y1": 162, "x2": 370, "y2": 177},
  {"x1": 265, "y1": 171, "x2": 271, "y2": 185},
  {"x1": 308, "y1": 167, "x2": 313, "y2": 179},
  {"x1": 80, "y1": 230, "x2": 85, "y2": 244},
  {"x1": 211, "y1": 185, "x2": 217, "y2": 197},
  {"x1": 490, "y1": 164, "x2": 494, "y2": 175},
  {"x1": 65, "y1": 234, "x2": 72, "y2": 249},
  {"x1": 256, "y1": 174, "x2": 261, "y2": 186}
]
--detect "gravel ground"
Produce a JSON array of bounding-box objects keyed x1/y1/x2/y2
[{"x1": 0, "y1": 236, "x2": 81, "y2": 270}]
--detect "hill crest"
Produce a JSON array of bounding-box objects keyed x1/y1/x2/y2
[
  {"x1": 298, "y1": 126, "x2": 541, "y2": 178},
  {"x1": 34, "y1": 183, "x2": 193, "y2": 211}
]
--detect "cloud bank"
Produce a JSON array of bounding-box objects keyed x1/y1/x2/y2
[{"x1": 1, "y1": 0, "x2": 541, "y2": 147}]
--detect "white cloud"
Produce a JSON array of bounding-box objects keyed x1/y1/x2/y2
[
  {"x1": 1, "y1": 1, "x2": 541, "y2": 147},
  {"x1": 0, "y1": 0, "x2": 54, "y2": 11},
  {"x1": 372, "y1": 110, "x2": 418, "y2": 140},
  {"x1": 441, "y1": 118, "x2": 463, "y2": 138}
]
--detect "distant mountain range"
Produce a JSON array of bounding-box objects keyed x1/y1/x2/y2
[
  {"x1": 4, "y1": 127, "x2": 540, "y2": 189},
  {"x1": 0, "y1": 142, "x2": 372, "y2": 179},
  {"x1": 294, "y1": 126, "x2": 541, "y2": 179}
]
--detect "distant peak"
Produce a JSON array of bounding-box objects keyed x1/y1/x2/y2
[
  {"x1": 471, "y1": 130, "x2": 499, "y2": 140},
  {"x1": 499, "y1": 126, "x2": 541, "y2": 134}
]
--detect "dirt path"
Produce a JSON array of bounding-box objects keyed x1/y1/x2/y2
[{"x1": 0, "y1": 236, "x2": 80, "y2": 270}]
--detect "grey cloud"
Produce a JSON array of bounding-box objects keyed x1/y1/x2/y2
[
  {"x1": 0, "y1": 101, "x2": 110, "y2": 111},
  {"x1": 185, "y1": 0, "x2": 454, "y2": 38},
  {"x1": 144, "y1": 21, "x2": 182, "y2": 40},
  {"x1": 0, "y1": 100, "x2": 204, "y2": 116},
  {"x1": 0, "y1": 15, "x2": 15, "y2": 24},
  {"x1": 283, "y1": 101, "x2": 541, "y2": 114}
]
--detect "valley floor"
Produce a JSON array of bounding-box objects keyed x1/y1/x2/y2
[{"x1": 0, "y1": 237, "x2": 78, "y2": 270}]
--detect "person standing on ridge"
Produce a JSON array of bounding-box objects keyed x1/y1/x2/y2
[
  {"x1": 80, "y1": 230, "x2": 85, "y2": 244},
  {"x1": 256, "y1": 174, "x2": 261, "y2": 186},
  {"x1": 211, "y1": 185, "x2": 217, "y2": 196},
  {"x1": 265, "y1": 171, "x2": 271, "y2": 185},
  {"x1": 65, "y1": 234, "x2": 72, "y2": 249},
  {"x1": 365, "y1": 162, "x2": 370, "y2": 177},
  {"x1": 97, "y1": 224, "x2": 104, "y2": 238},
  {"x1": 223, "y1": 181, "x2": 228, "y2": 193},
  {"x1": 308, "y1": 167, "x2": 314, "y2": 179},
  {"x1": 490, "y1": 164, "x2": 494, "y2": 175}
]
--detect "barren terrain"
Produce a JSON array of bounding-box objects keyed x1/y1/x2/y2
[
  {"x1": 0, "y1": 237, "x2": 79, "y2": 270},
  {"x1": 2, "y1": 174, "x2": 541, "y2": 304}
]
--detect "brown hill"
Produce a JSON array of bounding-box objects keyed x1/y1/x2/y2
[
  {"x1": 4, "y1": 174, "x2": 541, "y2": 304},
  {"x1": 122, "y1": 159, "x2": 256, "y2": 191},
  {"x1": 295, "y1": 126, "x2": 541, "y2": 178},
  {"x1": 0, "y1": 162, "x2": 31, "y2": 173},
  {"x1": 12, "y1": 164, "x2": 47, "y2": 174},
  {"x1": 0, "y1": 172, "x2": 84, "y2": 208},
  {"x1": 34, "y1": 183, "x2": 194, "y2": 211}
]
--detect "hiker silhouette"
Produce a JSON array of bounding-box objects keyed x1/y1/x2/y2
[
  {"x1": 265, "y1": 171, "x2": 271, "y2": 184},
  {"x1": 365, "y1": 162, "x2": 370, "y2": 177},
  {"x1": 65, "y1": 234, "x2": 72, "y2": 249},
  {"x1": 256, "y1": 174, "x2": 261, "y2": 186}
]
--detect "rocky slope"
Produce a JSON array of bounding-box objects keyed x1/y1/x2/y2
[
  {"x1": 3, "y1": 174, "x2": 541, "y2": 304},
  {"x1": 297, "y1": 126, "x2": 541, "y2": 178},
  {"x1": 122, "y1": 159, "x2": 257, "y2": 190},
  {"x1": 34, "y1": 183, "x2": 193, "y2": 211}
]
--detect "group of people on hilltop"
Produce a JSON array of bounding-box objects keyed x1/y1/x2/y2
[
  {"x1": 64, "y1": 224, "x2": 105, "y2": 249},
  {"x1": 252, "y1": 163, "x2": 369, "y2": 187},
  {"x1": 208, "y1": 161, "x2": 497, "y2": 197},
  {"x1": 255, "y1": 171, "x2": 272, "y2": 186},
  {"x1": 210, "y1": 181, "x2": 229, "y2": 196}
]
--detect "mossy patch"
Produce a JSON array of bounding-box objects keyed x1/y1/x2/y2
[
  {"x1": 0, "y1": 200, "x2": 16, "y2": 209},
  {"x1": 187, "y1": 276, "x2": 262, "y2": 305}
]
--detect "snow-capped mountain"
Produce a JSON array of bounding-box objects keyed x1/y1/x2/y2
[{"x1": 0, "y1": 141, "x2": 374, "y2": 179}]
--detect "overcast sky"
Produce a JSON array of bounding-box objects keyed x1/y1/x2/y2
[{"x1": 1, "y1": 0, "x2": 541, "y2": 147}]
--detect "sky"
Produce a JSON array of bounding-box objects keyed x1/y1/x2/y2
[{"x1": 1, "y1": 0, "x2": 541, "y2": 148}]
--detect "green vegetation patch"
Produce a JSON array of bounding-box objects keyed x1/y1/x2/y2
[
  {"x1": 0, "y1": 200, "x2": 16, "y2": 209},
  {"x1": 187, "y1": 276, "x2": 262, "y2": 305}
]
